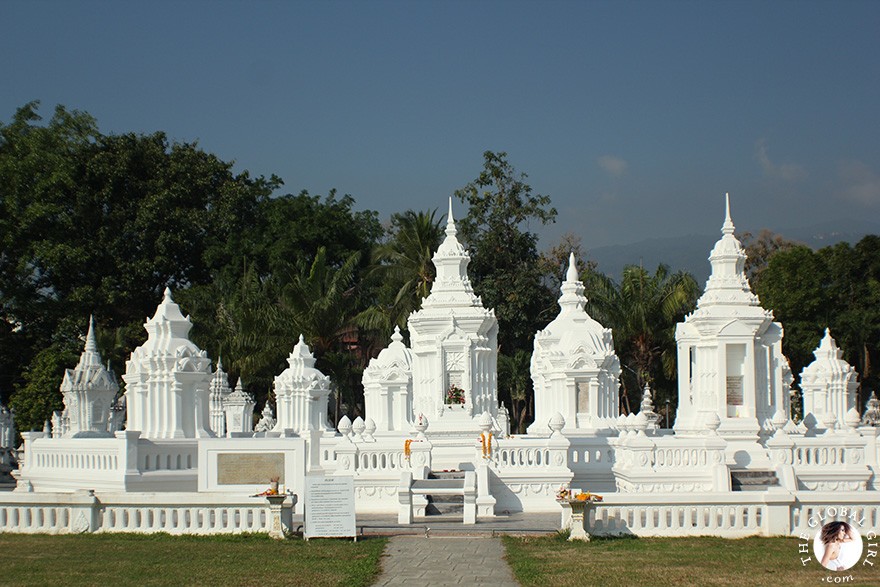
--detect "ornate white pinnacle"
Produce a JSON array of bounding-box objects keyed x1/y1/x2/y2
[
  {"x1": 446, "y1": 196, "x2": 456, "y2": 237},
  {"x1": 76, "y1": 315, "x2": 102, "y2": 369},
  {"x1": 722, "y1": 192, "x2": 735, "y2": 235},
  {"x1": 558, "y1": 252, "x2": 587, "y2": 312}
]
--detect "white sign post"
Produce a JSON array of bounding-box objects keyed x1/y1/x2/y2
[{"x1": 304, "y1": 475, "x2": 356, "y2": 540}]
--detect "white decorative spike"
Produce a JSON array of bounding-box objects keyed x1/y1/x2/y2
[
  {"x1": 557, "y1": 252, "x2": 588, "y2": 313},
  {"x1": 446, "y1": 196, "x2": 456, "y2": 235},
  {"x1": 76, "y1": 315, "x2": 102, "y2": 370},
  {"x1": 722, "y1": 192, "x2": 734, "y2": 235},
  {"x1": 84, "y1": 315, "x2": 97, "y2": 353},
  {"x1": 566, "y1": 252, "x2": 578, "y2": 282}
]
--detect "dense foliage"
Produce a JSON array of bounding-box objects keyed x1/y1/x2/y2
[{"x1": 1, "y1": 103, "x2": 877, "y2": 433}]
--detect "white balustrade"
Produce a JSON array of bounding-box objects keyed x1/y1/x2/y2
[{"x1": 0, "y1": 492, "x2": 286, "y2": 535}]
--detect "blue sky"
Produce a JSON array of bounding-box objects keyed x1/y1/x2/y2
[{"x1": 2, "y1": 0, "x2": 878, "y2": 250}]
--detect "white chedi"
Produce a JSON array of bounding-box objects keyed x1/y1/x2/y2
[
  {"x1": 800, "y1": 329, "x2": 859, "y2": 432},
  {"x1": 407, "y1": 199, "x2": 500, "y2": 431},
  {"x1": 60, "y1": 316, "x2": 119, "y2": 437},
  {"x1": 363, "y1": 326, "x2": 413, "y2": 433},
  {"x1": 674, "y1": 196, "x2": 791, "y2": 439},
  {"x1": 529, "y1": 252, "x2": 620, "y2": 434},
  {"x1": 123, "y1": 288, "x2": 213, "y2": 439},
  {"x1": 272, "y1": 335, "x2": 333, "y2": 436}
]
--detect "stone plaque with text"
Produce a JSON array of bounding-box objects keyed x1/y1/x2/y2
[{"x1": 217, "y1": 453, "x2": 285, "y2": 485}]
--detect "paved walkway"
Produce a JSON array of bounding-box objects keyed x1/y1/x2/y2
[{"x1": 373, "y1": 535, "x2": 519, "y2": 587}]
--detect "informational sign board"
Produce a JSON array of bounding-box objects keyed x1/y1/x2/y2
[{"x1": 304, "y1": 475, "x2": 356, "y2": 540}]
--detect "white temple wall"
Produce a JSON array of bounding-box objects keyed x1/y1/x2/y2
[{"x1": 15, "y1": 432, "x2": 198, "y2": 493}]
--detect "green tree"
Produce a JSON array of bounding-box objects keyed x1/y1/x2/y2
[
  {"x1": 10, "y1": 342, "x2": 79, "y2": 432},
  {"x1": 453, "y1": 151, "x2": 557, "y2": 428},
  {"x1": 758, "y1": 237, "x2": 880, "y2": 408},
  {"x1": 585, "y1": 264, "x2": 699, "y2": 413},
  {"x1": 739, "y1": 229, "x2": 800, "y2": 289},
  {"x1": 454, "y1": 151, "x2": 557, "y2": 353},
  {"x1": 0, "y1": 102, "x2": 278, "y2": 425},
  {"x1": 281, "y1": 247, "x2": 365, "y2": 422}
]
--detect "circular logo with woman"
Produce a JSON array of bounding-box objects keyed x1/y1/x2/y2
[{"x1": 813, "y1": 521, "x2": 863, "y2": 571}]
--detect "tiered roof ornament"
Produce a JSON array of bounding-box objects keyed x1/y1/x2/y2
[
  {"x1": 690, "y1": 194, "x2": 767, "y2": 317},
  {"x1": 209, "y1": 357, "x2": 232, "y2": 436},
  {"x1": 801, "y1": 329, "x2": 859, "y2": 432},
  {"x1": 419, "y1": 198, "x2": 483, "y2": 310},
  {"x1": 123, "y1": 288, "x2": 213, "y2": 439},
  {"x1": 273, "y1": 335, "x2": 333, "y2": 436},
  {"x1": 639, "y1": 384, "x2": 659, "y2": 429},
  {"x1": 60, "y1": 316, "x2": 119, "y2": 437},
  {"x1": 529, "y1": 252, "x2": 620, "y2": 434}
]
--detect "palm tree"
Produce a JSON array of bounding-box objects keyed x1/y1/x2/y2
[
  {"x1": 281, "y1": 247, "x2": 363, "y2": 421},
  {"x1": 585, "y1": 264, "x2": 699, "y2": 413},
  {"x1": 359, "y1": 209, "x2": 444, "y2": 335}
]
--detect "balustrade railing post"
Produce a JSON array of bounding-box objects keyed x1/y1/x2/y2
[
  {"x1": 69, "y1": 489, "x2": 99, "y2": 533},
  {"x1": 762, "y1": 491, "x2": 795, "y2": 536}
]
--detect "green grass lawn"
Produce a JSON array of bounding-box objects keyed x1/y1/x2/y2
[
  {"x1": 503, "y1": 533, "x2": 879, "y2": 587},
  {"x1": 0, "y1": 533, "x2": 386, "y2": 587}
]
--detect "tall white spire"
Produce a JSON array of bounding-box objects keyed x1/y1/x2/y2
[
  {"x1": 693, "y1": 193, "x2": 762, "y2": 311},
  {"x1": 722, "y1": 192, "x2": 734, "y2": 235},
  {"x1": 76, "y1": 315, "x2": 102, "y2": 370},
  {"x1": 421, "y1": 198, "x2": 481, "y2": 308},
  {"x1": 446, "y1": 196, "x2": 456, "y2": 237}
]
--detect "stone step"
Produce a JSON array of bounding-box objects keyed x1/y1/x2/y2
[
  {"x1": 412, "y1": 478, "x2": 463, "y2": 491},
  {"x1": 429, "y1": 470, "x2": 466, "y2": 480},
  {"x1": 730, "y1": 470, "x2": 780, "y2": 491},
  {"x1": 426, "y1": 494, "x2": 464, "y2": 516}
]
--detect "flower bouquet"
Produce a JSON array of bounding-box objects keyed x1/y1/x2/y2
[{"x1": 445, "y1": 384, "x2": 466, "y2": 405}]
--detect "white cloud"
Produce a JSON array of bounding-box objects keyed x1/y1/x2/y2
[
  {"x1": 598, "y1": 155, "x2": 627, "y2": 177},
  {"x1": 755, "y1": 139, "x2": 807, "y2": 181},
  {"x1": 837, "y1": 160, "x2": 880, "y2": 206}
]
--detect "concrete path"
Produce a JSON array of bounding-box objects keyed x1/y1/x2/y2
[{"x1": 373, "y1": 535, "x2": 519, "y2": 587}]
